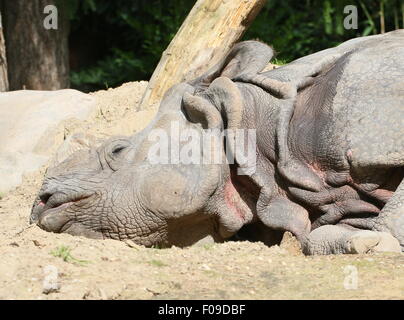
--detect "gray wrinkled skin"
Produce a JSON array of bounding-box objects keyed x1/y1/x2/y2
[{"x1": 31, "y1": 31, "x2": 404, "y2": 254}]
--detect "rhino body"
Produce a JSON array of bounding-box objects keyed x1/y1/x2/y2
[{"x1": 31, "y1": 30, "x2": 404, "y2": 254}]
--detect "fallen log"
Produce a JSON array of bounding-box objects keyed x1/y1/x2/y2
[
  {"x1": 139, "y1": 0, "x2": 266, "y2": 110},
  {"x1": 0, "y1": 10, "x2": 8, "y2": 92}
]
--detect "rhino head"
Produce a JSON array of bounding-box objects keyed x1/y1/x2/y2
[{"x1": 30, "y1": 41, "x2": 274, "y2": 247}]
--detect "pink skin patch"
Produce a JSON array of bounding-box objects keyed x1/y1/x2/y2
[
  {"x1": 224, "y1": 179, "x2": 245, "y2": 221},
  {"x1": 39, "y1": 201, "x2": 45, "y2": 206},
  {"x1": 346, "y1": 149, "x2": 353, "y2": 162}
]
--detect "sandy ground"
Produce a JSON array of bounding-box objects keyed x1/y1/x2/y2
[{"x1": 0, "y1": 82, "x2": 403, "y2": 300}]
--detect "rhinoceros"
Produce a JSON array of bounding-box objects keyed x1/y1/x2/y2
[{"x1": 31, "y1": 30, "x2": 404, "y2": 255}]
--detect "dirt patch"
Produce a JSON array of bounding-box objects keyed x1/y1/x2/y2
[
  {"x1": 0, "y1": 81, "x2": 403, "y2": 300},
  {"x1": 61, "y1": 81, "x2": 157, "y2": 139}
]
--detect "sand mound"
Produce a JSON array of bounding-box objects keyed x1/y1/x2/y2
[{"x1": 62, "y1": 81, "x2": 156, "y2": 139}]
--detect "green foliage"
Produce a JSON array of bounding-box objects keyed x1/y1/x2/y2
[
  {"x1": 244, "y1": 0, "x2": 404, "y2": 64},
  {"x1": 272, "y1": 58, "x2": 288, "y2": 66},
  {"x1": 148, "y1": 259, "x2": 167, "y2": 267},
  {"x1": 69, "y1": 0, "x2": 194, "y2": 91},
  {"x1": 71, "y1": 48, "x2": 145, "y2": 90},
  {"x1": 51, "y1": 245, "x2": 89, "y2": 265},
  {"x1": 323, "y1": 0, "x2": 334, "y2": 35},
  {"x1": 69, "y1": 0, "x2": 404, "y2": 91},
  {"x1": 203, "y1": 243, "x2": 214, "y2": 250}
]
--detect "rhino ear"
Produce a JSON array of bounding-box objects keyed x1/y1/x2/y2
[
  {"x1": 189, "y1": 40, "x2": 274, "y2": 89},
  {"x1": 183, "y1": 77, "x2": 243, "y2": 130}
]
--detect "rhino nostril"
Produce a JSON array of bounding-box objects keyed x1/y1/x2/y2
[{"x1": 39, "y1": 192, "x2": 52, "y2": 204}]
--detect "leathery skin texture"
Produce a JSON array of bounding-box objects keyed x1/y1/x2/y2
[{"x1": 31, "y1": 31, "x2": 404, "y2": 255}]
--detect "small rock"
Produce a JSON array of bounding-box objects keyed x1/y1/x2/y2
[
  {"x1": 201, "y1": 264, "x2": 211, "y2": 271},
  {"x1": 42, "y1": 282, "x2": 60, "y2": 295},
  {"x1": 192, "y1": 235, "x2": 215, "y2": 247},
  {"x1": 82, "y1": 290, "x2": 91, "y2": 299},
  {"x1": 146, "y1": 287, "x2": 161, "y2": 296},
  {"x1": 98, "y1": 288, "x2": 108, "y2": 300},
  {"x1": 42, "y1": 265, "x2": 60, "y2": 294},
  {"x1": 124, "y1": 240, "x2": 140, "y2": 249},
  {"x1": 32, "y1": 240, "x2": 44, "y2": 247}
]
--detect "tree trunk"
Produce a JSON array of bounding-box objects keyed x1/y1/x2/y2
[
  {"x1": 1, "y1": 0, "x2": 69, "y2": 91},
  {"x1": 139, "y1": 0, "x2": 266, "y2": 110},
  {"x1": 0, "y1": 9, "x2": 8, "y2": 92}
]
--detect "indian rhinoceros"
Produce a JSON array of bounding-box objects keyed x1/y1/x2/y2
[{"x1": 31, "y1": 30, "x2": 404, "y2": 255}]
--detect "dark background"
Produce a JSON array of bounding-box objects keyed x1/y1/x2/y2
[{"x1": 68, "y1": 0, "x2": 403, "y2": 92}]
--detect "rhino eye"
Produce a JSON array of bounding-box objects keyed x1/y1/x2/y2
[
  {"x1": 112, "y1": 145, "x2": 126, "y2": 155},
  {"x1": 108, "y1": 139, "x2": 131, "y2": 158},
  {"x1": 103, "y1": 139, "x2": 133, "y2": 171}
]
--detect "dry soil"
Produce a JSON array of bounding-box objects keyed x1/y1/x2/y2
[{"x1": 0, "y1": 81, "x2": 402, "y2": 300}]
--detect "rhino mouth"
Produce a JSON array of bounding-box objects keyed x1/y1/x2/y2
[{"x1": 30, "y1": 192, "x2": 91, "y2": 229}]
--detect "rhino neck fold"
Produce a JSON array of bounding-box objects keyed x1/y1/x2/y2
[{"x1": 233, "y1": 82, "x2": 325, "y2": 213}]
